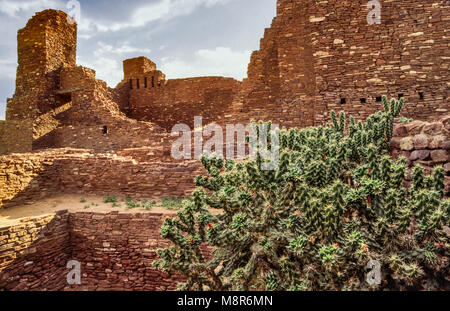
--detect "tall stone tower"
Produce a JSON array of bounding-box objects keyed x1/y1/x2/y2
[
  {"x1": 7, "y1": 9, "x2": 77, "y2": 120},
  {"x1": 0, "y1": 10, "x2": 77, "y2": 154}
]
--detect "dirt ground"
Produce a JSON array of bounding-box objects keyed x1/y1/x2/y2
[{"x1": 0, "y1": 194, "x2": 181, "y2": 227}]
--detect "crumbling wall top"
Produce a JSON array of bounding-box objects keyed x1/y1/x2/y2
[
  {"x1": 123, "y1": 57, "x2": 157, "y2": 79},
  {"x1": 21, "y1": 9, "x2": 74, "y2": 29}
]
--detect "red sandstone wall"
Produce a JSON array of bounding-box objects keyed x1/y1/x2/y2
[
  {"x1": 390, "y1": 116, "x2": 450, "y2": 194},
  {"x1": 309, "y1": 0, "x2": 450, "y2": 124},
  {"x1": 0, "y1": 210, "x2": 70, "y2": 291},
  {"x1": 0, "y1": 120, "x2": 33, "y2": 155},
  {"x1": 6, "y1": 10, "x2": 76, "y2": 121},
  {"x1": 0, "y1": 211, "x2": 197, "y2": 291},
  {"x1": 240, "y1": 0, "x2": 450, "y2": 128},
  {"x1": 57, "y1": 152, "x2": 204, "y2": 198},
  {"x1": 1, "y1": 115, "x2": 448, "y2": 211},
  {"x1": 0, "y1": 151, "x2": 61, "y2": 209},
  {"x1": 128, "y1": 77, "x2": 241, "y2": 131},
  {"x1": 1, "y1": 10, "x2": 77, "y2": 155},
  {"x1": 0, "y1": 148, "x2": 204, "y2": 209},
  {"x1": 67, "y1": 212, "x2": 185, "y2": 291},
  {"x1": 31, "y1": 65, "x2": 170, "y2": 152}
]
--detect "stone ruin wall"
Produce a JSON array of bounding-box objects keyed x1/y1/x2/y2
[
  {"x1": 389, "y1": 116, "x2": 450, "y2": 194},
  {"x1": 1, "y1": 10, "x2": 77, "y2": 155},
  {"x1": 121, "y1": 56, "x2": 242, "y2": 131},
  {"x1": 1, "y1": 1, "x2": 450, "y2": 155},
  {"x1": 239, "y1": 0, "x2": 450, "y2": 129},
  {"x1": 0, "y1": 120, "x2": 33, "y2": 155},
  {"x1": 0, "y1": 211, "x2": 70, "y2": 291},
  {"x1": 128, "y1": 76, "x2": 241, "y2": 131},
  {"x1": 0, "y1": 148, "x2": 205, "y2": 210},
  {"x1": 309, "y1": 0, "x2": 450, "y2": 124},
  {"x1": 0, "y1": 210, "x2": 192, "y2": 291},
  {"x1": 116, "y1": 0, "x2": 450, "y2": 132},
  {"x1": 0, "y1": 1, "x2": 450, "y2": 291},
  {"x1": 0, "y1": 117, "x2": 448, "y2": 212}
]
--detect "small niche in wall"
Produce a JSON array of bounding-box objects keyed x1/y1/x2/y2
[
  {"x1": 137, "y1": 78, "x2": 140, "y2": 89},
  {"x1": 360, "y1": 98, "x2": 366, "y2": 104},
  {"x1": 376, "y1": 96, "x2": 382, "y2": 102},
  {"x1": 151, "y1": 76, "x2": 155, "y2": 88},
  {"x1": 340, "y1": 98, "x2": 346, "y2": 105},
  {"x1": 398, "y1": 93, "x2": 404, "y2": 99},
  {"x1": 418, "y1": 92, "x2": 424, "y2": 100},
  {"x1": 102, "y1": 126, "x2": 108, "y2": 135},
  {"x1": 129, "y1": 79, "x2": 133, "y2": 89},
  {"x1": 144, "y1": 77, "x2": 148, "y2": 88}
]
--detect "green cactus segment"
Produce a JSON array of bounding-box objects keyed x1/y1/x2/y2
[{"x1": 153, "y1": 97, "x2": 449, "y2": 291}]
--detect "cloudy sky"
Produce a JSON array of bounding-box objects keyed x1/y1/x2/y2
[{"x1": 0, "y1": 0, "x2": 277, "y2": 120}]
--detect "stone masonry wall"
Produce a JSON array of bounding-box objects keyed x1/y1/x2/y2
[
  {"x1": 310, "y1": 0, "x2": 450, "y2": 124},
  {"x1": 0, "y1": 210, "x2": 70, "y2": 291},
  {"x1": 0, "y1": 211, "x2": 196, "y2": 291},
  {"x1": 31, "y1": 65, "x2": 170, "y2": 153},
  {"x1": 1, "y1": 114, "x2": 449, "y2": 210},
  {"x1": 390, "y1": 116, "x2": 450, "y2": 195},
  {"x1": 0, "y1": 148, "x2": 204, "y2": 209},
  {"x1": 240, "y1": 0, "x2": 450, "y2": 128},
  {"x1": 0, "y1": 151, "x2": 61, "y2": 209},
  {"x1": 128, "y1": 76, "x2": 241, "y2": 131},
  {"x1": 0, "y1": 120, "x2": 33, "y2": 155},
  {"x1": 2, "y1": 3, "x2": 449, "y2": 155},
  {"x1": 67, "y1": 212, "x2": 186, "y2": 291}
]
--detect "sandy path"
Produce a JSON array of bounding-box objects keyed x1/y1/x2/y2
[{"x1": 0, "y1": 194, "x2": 180, "y2": 227}]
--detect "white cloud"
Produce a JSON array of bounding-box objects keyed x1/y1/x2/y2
[
  {"x1": 0, "y1": 102, "x2": 5, "y2": 120},
  {"x1": 93, "y1": 42, "x2": 151, "y2": 57},
  {"x1": 0, "y1": 0, "x2": 64, "y2": 18},
  {"x1": 78, "y1": 57, "x2": 123, "y2": 87},
  {"x1": 79, "y1": 46, "x2": 250, "y2": 87},
  {"x1": 160, "y1": 47, "x2": 251, "y2": 80},
  {"x1": 79, "y1": 0, "x2": 233, "y2": 33},
  {"x1": 0, "y1": 60, "x2": 17, "y2": 79}
]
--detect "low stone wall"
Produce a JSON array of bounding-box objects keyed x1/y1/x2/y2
[
  {"x1": 0, "y1": 152, "x2": 61, "y2": 208},
  {"x1": 0, "y1": 211, "x2": 195, "y2": 291},
  {"x1": 0, "y1": 210, "x2": 70, "y2": 291},
  {"x1": 0, "y1": 148, "x2": 204, "y2": 209},
  {"x1": 390, "y1": 116, "x2": 450, "y2": 194},
  {"x1": 67, "y1": 212, "x2": 186, "y2": 291},
  {"x1": 0, "y1": 120, "x2": 33, "y2": 156}
]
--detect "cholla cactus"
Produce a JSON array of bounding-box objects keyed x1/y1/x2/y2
[{"x1": 154, "y1": 96, "x2": 449, "y2": 291}]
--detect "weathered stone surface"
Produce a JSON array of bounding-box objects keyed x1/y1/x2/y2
[
  {"x1": 410, "y1": 150, "x2": 430, "y2": 161},
  {"x1": 405, "y1": 121, "x2": 425, "y2": 136},
  {"x1": 0, "y1": 212, "x2": 70, "y2": 291},
  {"x1": 444, "y1": 163, "x2": 450, "y2": 173},
  {"x1": 430, "y1": 150, "x2": 449, "y2": 163},
  {"x1": 429, "y1": 136, "x2": 446, "y2": 149},
  {"x1": 443, "y1": 226, "x2": 450, "y2": 239},
  {"x1": 393, "y1": 125, "x2": 408, "y2": 137},
  {"x1": 400, "y1": 137, "x2": 414, "y2": 151},
  {"x1": 423, "y1": 122, "x2": 443, "y2": 135},
  {"x1": 0, "y1": 211, "x2": 208, "y2": 291},
  {"x1": 413, "y1": 134, "x2": 429, "y2": 149},
  {"x1": 390, "y1": 137, "x2": 401, "y2": 149},
  {"x1": 442, "y1": 140, "x2": 450, "y2": 150},
  {"x1": 0, "y1": 148, "x2": 205, "y2": 209}
]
